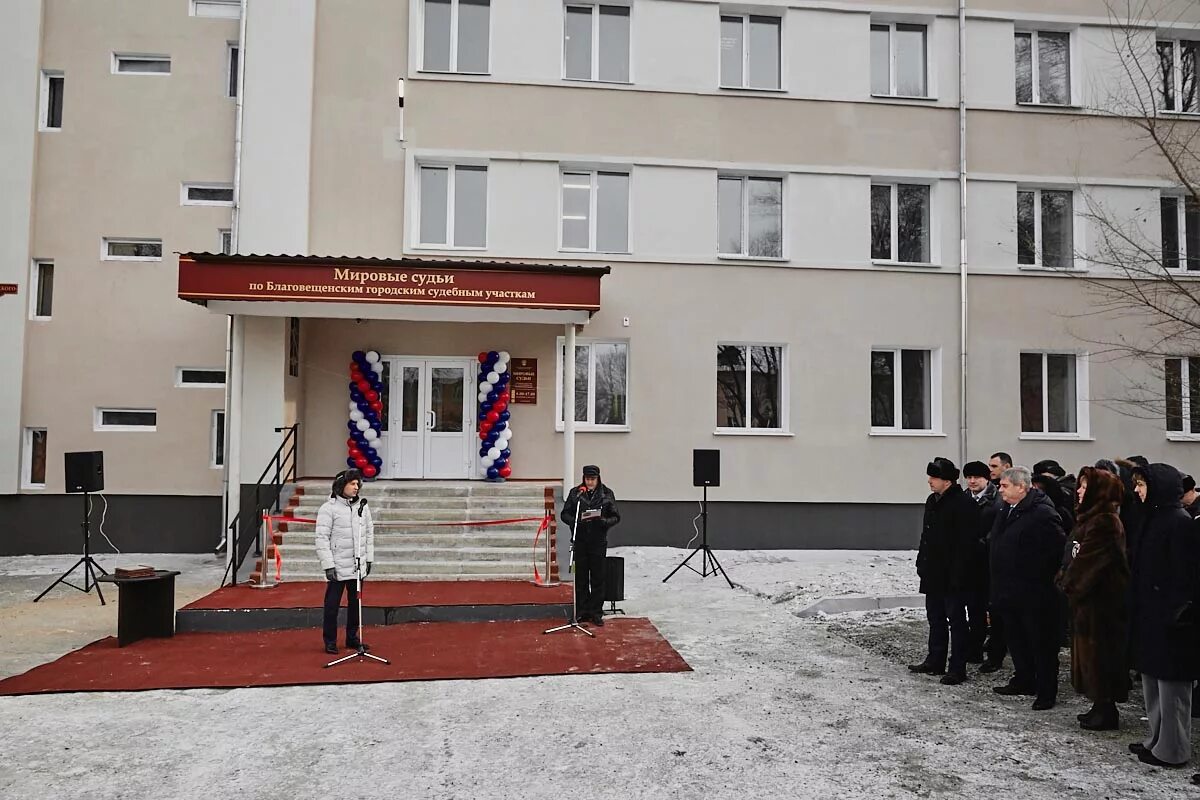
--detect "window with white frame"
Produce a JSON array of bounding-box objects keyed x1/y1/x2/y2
[
  {"x1": 871, "y1": 349, "x2": 938, "y2": 432},
  {"x1": 95, "y1": 408, "x2": 158, "y2": 431},
  {"x1": 191, "y1": 0, "x2": 241, "y2": 18},
  {"x1": 870, "y1": 22, "x2": 927, "y2": 97},
  {"x1": 1017, "y1": 188, "x2": 1073, "y2": 268},
  {"x1": 182, "y1": 183, "x2": 234, "y2": 206},
  {"x1": 717, "y1": 344, "x2": 785, "y2": 430},
  {"x1": 564, "y1": 4, "x2": 630, "y2": 83},
  {"x1": 30, "y1": 260, "x2": 53, "y2": 320},
  {"x1": 719, "y1": 14, "x2": 780, "y2": 91},
  {"x1": 219, "y1": 229, "x2": 233, "y2": 255},
  {"x1": 1161, "y1": 194, "x2": 1200, "y2": 270},
  {"x1": 113, "y1": 54, "x2": 171, "y2": 75},
  {"x1": 718, "y1": 175, "x2": 783, "y2": 258},
  {"x1": 1020, "y1": 352, "x2": 1086, "y2": 435},
  {"x1": 556, "y1": 339, "x2": 629, "y2": 427},
  {"x1": 211, "y1": 410, "x2": 226, "y2": 468},
  {"x1": 227, "y1": 43, "x2": 239, "y2": 98},
  {"x1": 1157, "y1": 39, "x2": 1198, "y2": 113},
  {"x1": 103, "y1": 238, "x2": 163, "y2": 261},
  {"x1": 423, "y1": 0, "x2": 490, "y2": 74},
  {"x1": 23, "y1": 428, "x2": 47, "y2": 488},
  {"x1": 1015, "y1": 30, "x2": 1070, "y2": 105},
  {"x1": 418, "y1": 164, "x2": 487, "y2": 247},
  {"x1": 176, "y1": 368, "x2": 227, "y2": 388},
  {"x1": 40, "y1": 71, "x2": 64, "y2": 130},
  {"x1": 871, "y1": 183, "x2": 930, "y2": 263},
  {"x1": 1165, "y1": 357, "x2": 1200, "y2": 435},
  {"x1": 561, "y1": 170, "x2": 629, "y2": 252}
]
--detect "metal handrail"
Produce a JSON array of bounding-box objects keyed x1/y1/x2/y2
[{"x1": 221, "y1": 424, "x2": 299, "y2": 587}]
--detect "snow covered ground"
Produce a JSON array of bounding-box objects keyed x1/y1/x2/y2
[{"x1": 0, "y1": 547, "x2": 1193, "y2": 799}]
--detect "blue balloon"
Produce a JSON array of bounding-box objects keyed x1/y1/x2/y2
[
  {"x1": 346, "y1": 457, "x2": 357, "y2": 468},
  {"x1": 479, "y1": 447, "x2": 490, "y2": 458},
  {"x1": 497, "y1": 374, "x2": 509, "y2": 386},
  {"x1": 487, "y1": 351, "x2": 499, "y2": 361},
  {"x1": 499, "y1": 410, "x2": 511, "y2": 422},
  {"x1": 485, "y1": 436, "x2": 498, "y2": 448},
  {"x1": 352, "y1": 350, "x2": 367, "y2": 363},
  {"x1": 501, "y1": 448, "x2": 511, "y2": 459},
  {"x1": 348, "y1": 381, "x2": 360, "y2": 393},
  {"x1": 477, "y1": 410, "x2": 489, "y2": 422},
  {"x1": 357, "y1": 401, "x2": 371, "y2": 413},
  {"x1": 492, "y1": 421, "x2": 506, "y2": 433},
  {"x1": 487, "y1": 391, "x2": 499, "y2": 403},
  {"x1": 347, "y1": 421, "x2": 357, "y2": 432},
  {"x1": 371, "y1": 457, "x2": 383, "y2": 468},
  {"x1": 486, "y1": 467, "x2": 500, "y2": 479}
]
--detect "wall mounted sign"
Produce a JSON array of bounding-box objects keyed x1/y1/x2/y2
[{"x1": 509, "y1": 358, "x2": 538, "y2": 404}]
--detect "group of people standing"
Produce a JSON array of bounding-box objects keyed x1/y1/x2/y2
[{"x1": 912, "y1": 452, "x2": 1200, "y2": 778}]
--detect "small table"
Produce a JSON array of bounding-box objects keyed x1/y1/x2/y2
[{"x1": 97, "y1": 570, "x2": 181, "y2": 647}]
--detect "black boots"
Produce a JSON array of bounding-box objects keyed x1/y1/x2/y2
[
  {"x1": 1079, "y1": 702, "x2": 1119, "y2": 731},
  {"x1": 908, "y1": 659, "x2": 946, "y2": 675},
  {"x1": 939, "y1": 672, "x2": 967, "y2": 686},
  {"x1": 978, "y1": 659, "x2": 1004, "y2": 674}
]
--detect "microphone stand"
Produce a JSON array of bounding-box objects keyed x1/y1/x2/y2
[
  {"x1": 326, "y1": 499, "x2": 390, "y2": 667},
  {"x1": 544, "y1": 492, "x2": 594, "y2": 637}
]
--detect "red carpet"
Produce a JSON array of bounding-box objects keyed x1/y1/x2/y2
[
  {"x1": 0, "y1": 618, "x2": 690, "y2": 696},
  {"x1": 183, "y1": 580, "x2": 571, "y2": 610}
]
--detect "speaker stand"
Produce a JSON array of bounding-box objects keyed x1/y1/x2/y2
[
  {"x1": 662, "y1": 485, "x2": 734, "y2": 588},
  {"x1": 34, "y1": 492, "x2": 108, "y2": 605}
]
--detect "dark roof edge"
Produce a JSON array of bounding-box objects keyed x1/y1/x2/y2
[{"x1": 178, "y1": 253, "x2": 611, "y2": 276}]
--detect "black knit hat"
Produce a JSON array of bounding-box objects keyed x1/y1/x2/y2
[
  {"x1": 962, "y1": 460, "x2": 990, "y2": 479},
  {"x1": 582, "y1": 465, "x2": 601, "y2": 478},
  {"x1": 1033, "y1": 459, "x2": 1066, "y2": 478},
  {"x1": 926, "y1": 457, "x2": 960, "y2": 482},
  {"x1": 1184, "y1": 474, "x2": 1196, "y2": 494}
]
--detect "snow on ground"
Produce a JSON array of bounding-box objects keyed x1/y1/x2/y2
[{"x1": 0, "y1": 547, "x2": 1194, "y2": 799}]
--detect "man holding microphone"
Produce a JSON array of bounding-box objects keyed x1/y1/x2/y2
[{"x1": 561, "y1": 465, "x2": 621, "y2": 626}]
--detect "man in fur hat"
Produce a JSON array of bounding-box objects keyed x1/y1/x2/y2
[{"x1": 561, "y1": 465, "x2": 621, "y2": 626}]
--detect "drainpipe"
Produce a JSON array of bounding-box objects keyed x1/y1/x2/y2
[
  {"x1": 957, "y1": 0, "x2": 969, "y2": 467},
  {"x1": 563, "y1": 323, "x2": 576, "y2": 495}
]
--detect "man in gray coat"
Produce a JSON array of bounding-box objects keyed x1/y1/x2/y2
[{"x1": 316, "y1": 469, "x2": 376, "y2": 654}]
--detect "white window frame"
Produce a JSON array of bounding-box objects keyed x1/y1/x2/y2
[
  {"x1": 1015, "y1": 29, "x2": 1074, "y2": 106},
  {"x1": 102, "y1": 238, "x2": 163, "y2": 262},
  {"x1": 95, "y1": 408, "x2": 158, "y2": 432},
  {"x1": 870, "y1": 20, "x2": 932, "y2": 99},
  {"x1": 718, "y1": 13, "x2": 783, "y2": 92},
  {"x1": 176, "y1": 368, "x2": 227, "y2": 388},
  {"x1": 717, "y1": 174, "x2": 786, "y2": 260},
  {"x1": 226, "y1": 42, "x2": 239, "y2": 99},
  {"x1": 419, "y1": 0, "x2": 492, "y2": 75},
  {"x1": 211, "y1": 410, "x2": 226, "y2": 468},
  {"x1": 22, "y1": 428, "x2": 47, "y2": 490},
  {"x1": 554, "y1": 337, "x2": 631, "y2": 431},
  {"x1": 1016, "y1": 187, "x2": 1077, "y2": 270},
  {"x1": 868, "y1": 347, "x2": 944, "y2": 436},
  {"x1": 714, "y1": 342, "x2": 790, "y2": 435},
  {"x1": 1157, "y1": 39, "x2": 1199, "y2": 114},
  {"x1": 191, "y1": 0, "x2": 242, "y2": 18},
  {"x1": 39, "y1": 70, "x2": 64, "y2": 131},
  {"x1": 558, "y1": 168, "x2": 631, "y2": 254},
  {"x1": 1160, "y1": 193, "x2": 1200, "y2": 271},
  {"x1": 219, "y1": 228, "x2": 233, "y2": 255},
  {"x1": 414, "y1": 162, "x2": 489, "y2": 249},
  {"x1": 561, "y1": 2, "x2": 633, "y2": 84},
  {"x1": 870, "y1": 181, "x2": 935, "y2": 266},
  {"x1": 112, "y1": 53, "x2": 172, "y2": 75},
  {"x1": 1018, "y1": 351, "x2": 1091, "y2": 440},
  {"x1": 29, "y1": 259, "x2": 53, "y2": 321},
  {"x1": 181, "y1": 183, "x2": 235, "y2": 207}
]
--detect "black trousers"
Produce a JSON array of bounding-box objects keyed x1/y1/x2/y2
[
  {"x1": 986, "y1": 611, "x2": 1007, "y2": 664},
  {"x1": 965, "y1": 590, "x2": 988, "y2": 659},
  {"x1": 925, "y1": 592, "x2": 969, "y2": 674},
  {"x1": 574, "y1": 535, "x2": 607, "y2": 619},
  {"x1": 323, "y1": 578, "x2": 361, "y2": 646},
  {"x1": 1000, "y1": 604, "x2": 1060, "y2": 702}
]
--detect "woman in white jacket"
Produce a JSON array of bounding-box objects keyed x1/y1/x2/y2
[{"x1": 315, "y1": 469, "x2": 375, "y2": 654}]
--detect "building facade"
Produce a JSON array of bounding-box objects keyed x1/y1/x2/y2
[{"x1": 4, "y1": 0, "x2": 1200, "y2": 556}]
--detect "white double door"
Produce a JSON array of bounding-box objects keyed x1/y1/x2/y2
[{"x1": 386, "y1": 358, "x2": 477, "y2": 479}]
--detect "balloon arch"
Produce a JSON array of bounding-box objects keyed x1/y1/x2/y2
[
  {"x1": 345, "y1": 350, "x2": 384, "y2": 479},
  {"x1": 476, "y1": 350, "x2": 513, "y2": 481}
]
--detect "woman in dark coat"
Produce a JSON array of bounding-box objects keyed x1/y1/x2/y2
[
  {"x1": 1129, "y1": 463, "x2": 1200, "y2": 768},
  {"x1": 1058, "y1": 467, "x2": 1129, "y2": 730}
]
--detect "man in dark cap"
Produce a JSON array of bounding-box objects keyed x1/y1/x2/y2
[
  {"x1": 963, "y1": 460, "x2": 998, "y2": 664},
  {"x1": 909, "y1": 457, "x2": 981, "y2": 685},
  {"x1": 561, "y1": 465, "x2": 620, "y2": 626}
]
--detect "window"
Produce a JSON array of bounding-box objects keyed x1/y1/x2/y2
[
  {"x1": 182, "y1": 184, "x2": 234, "y2": 206},
  {"x1": 556, "y1": 339, "x2": 629, "y2": 428},
  {"x1": 422, "y1": 0, "x2": 490, "y2": 74},
  {"x1": 1017, "y1": 188, "x2": 1073, "y2": 268},
  {"x1": 1019, "y1": 352, "x2": 1086, "y2": 435},
  {"x1": 561, "y1": 170, "x2": 629, "y2": 252},
  {"x1": 1161, "y1": 194, "x2": 1200, "y2": 270},
  {"x1": 1015, "y1": 31, "x2": 1070, "y2": 105},
  {"x1": 288, "y1": 318, "x2": 300, "y2": 378},
  {"x1": 95, "y1": 409, "x2": 158, "y2": 431},
  {"x1": 1157, "y1": 39, "x2": 1198, "y2": 113},
  {"x1": 30, "y1": 261, "x2": 53, "y2": 320},
  {"x1": 103, "y1": 238, "x2": 163, "y2": 261},
  {"x1": 23, "y1": 428, "x2": 47, "y2": 489},
  {"x1": 40, "y1": 71, "x2": 64, "y2": 130},
  {"x1": 113, "y1": 54, "x2": 171, "y2": 75},
  {"x1": 720, "y1": 14, "x2": 780, "y2": 90},
  {"x1": 564, "y1": 4, "x2": 630, "y2": 82},
  {"x1": 219, "y1": 229, "x2": 233, "y2": 255},
  {"x1": 718, "y1": 176, "x2": 783, "y2": 258},
  {"x1": 227, "y1": 44, "x2": 239, "y2": 98},
  {"x1": 1165, "y1": 357, "x2": 1200, "y2": 435},
  {"x1": 177, "y1": 368, "x2": 227, "y2": 388},
  {"x1": 717, "y1": 344, "x2": 785, "y2": 431},
  {"x1": 211, "y1": 410, "x2": 226, "y2": 468},
  {"x1": 418, "y1": 164, "x2": 487, "y2": 247},
  {"x1": 870, "y1": 22, "x2": 927, "y2": 97},
  {"x1": 191, "y1": 0, "x2": 241, "y2": 18},
  {"x1": 871, "y1": 349, "x2": 938, "y2": 432},
  {"x1": 871, "y1": 183, "x2": 930, "y2": 263}
]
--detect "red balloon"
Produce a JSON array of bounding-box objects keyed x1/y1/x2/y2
[
  {"x1": 351, "y1": 369, "x2": 363, "y2": 381},
  {"x1": 354, "y1": 455, "x2": 369, "y2": 469},
  {"x1": 494, "y1": 400, "x2": 508, "y2": 414},
  {"x1": 478, "y1": 352, "x2": 488, "y2": 363},
  {"x1": 485, "y1": 410, "x2": 499, "y2": 424},
  {"x1": 356, "y1": 379, "x2": 370, "y2": 392},
  {"x1": 480, "y1": 420, "x2": 493, "y2": 435},
  {"x1": 362, "y1": 465, "x2": 378, "y2": 479},
  {"x1": 478, "y1": 430, "x2": 489, "y2": 441},
  {"x1": 346, "y1": 438, "x2": 357, "y2": 449},
  {"x1": 498, "y1": 465, "x2": 512, "y2": 479},
  {"x1": 365, "y1": 389, "x2": 379, "y2": 403},
  {"x1": 499, "y1": 390, "x2": 510, "y2": 402},
  {"x1": 369, "y1": 400, "x2": 383, "y2": 413}
]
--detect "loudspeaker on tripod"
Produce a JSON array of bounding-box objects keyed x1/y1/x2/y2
[
  {"x1": 65, "y1": 451, "x2": 104, "y2": 494},
  {"x1": 693, "y1": 448, "x2": 720, "y2": 487}
]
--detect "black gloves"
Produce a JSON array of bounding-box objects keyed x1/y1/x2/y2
[
  {"x1": 325, "y1": 568, "x2": 337, "y2": 581},
  {"x1": 364, "y1": 561, "x2": 373, "y2": 578}
]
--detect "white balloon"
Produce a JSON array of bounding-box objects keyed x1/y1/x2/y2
[
  {"x1": 487, "y1": 446, "x2": 501, "y2": 460},
  {"x1": 370, "y1": 361, "x2": 383, "y2": 374},
  {"x1": 481, "y1": 456, "x2": 495, "y2": 468},
  {"x1": 486, "y1": 371, "x2": 500, "y2": 384},
  {"x1": 365, "y1": 351, "x2": 380, "y2": 364},
  {"x1": 349, "y1": 409, "x2": 364, "y2": 422},
  {"x1": 494, "y1": 359, "x2": 508, "y2": 374},
  {"x1": 498, "y1": 429, "x2": 512, "y2": 442},
  {"x1": 363, "y1": 428, "x2": 379, "y2": 441},
  {"x1": 479, "y1": 381, "x2": 492, "y2": 393},
  {"x1": 498, "y1": 350, "x2": 511, "y2": 362},
  {"x1": 348, "y1": 400, "x2": 359, "y2": 413},
  {"x1": 356, "y1": 419, "x2": 371, "y2": 432},
  {"x1": 478, "y1": 391, "x2": 489, "y2": 403}
]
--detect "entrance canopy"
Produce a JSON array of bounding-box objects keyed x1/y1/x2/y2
[{"x1": 178, "y1": 254, "x2": 609, "y2": 324}]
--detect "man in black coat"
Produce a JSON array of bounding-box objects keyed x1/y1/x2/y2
[
  {"x1": 561, "y1": 465, "x2": 620, "y2": 626},
  {"x1": 990, "y1": 465, "x2": 1067, "y2": 710},
  {"x1": 909, "y1": 457, "x2": 982, "y2": 685},
  {"x1": 963, "y1": 460, "x2": 998, "y2": 664}
]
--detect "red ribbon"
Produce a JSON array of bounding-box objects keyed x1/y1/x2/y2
[
  {"x1": 268, "y1": 515, "x2": 545, "y2": 528},
  {"x1": 531, "y1": 514, "x2": 551, "y2": 584}
]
